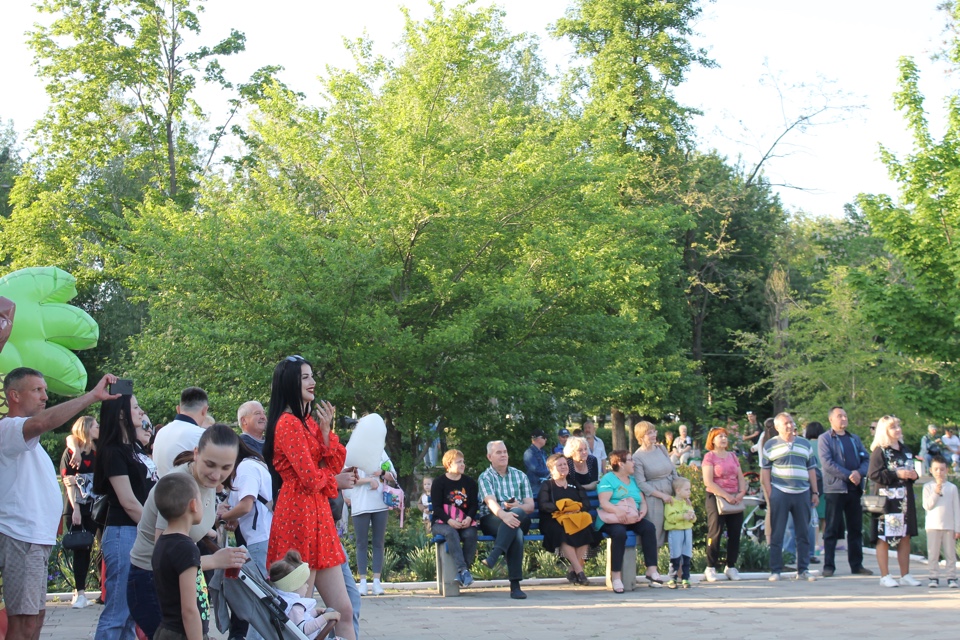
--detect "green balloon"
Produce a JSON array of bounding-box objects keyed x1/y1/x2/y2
[{"x1": 0, "y1": 267, "x2": 98, "y2": 397}]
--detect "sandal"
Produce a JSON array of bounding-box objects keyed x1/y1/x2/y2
[
  {"x1": 612, "y1": 578, "x2": 624, "y2": 594},
  {"x1": 646, "y1": 572, "x2": 664, "y2": 584}
]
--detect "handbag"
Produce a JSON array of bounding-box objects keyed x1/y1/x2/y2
[
  {"x1": 861, "y1": 494, "x2": 887, "y2": 515},
  {"x1": 715, "y1": 495, "x2": 745, "y2": 515},
  {"x1": 382, "y1": 483, "x2": 405, "y2": 527},
  {"x1": 91, "y1": 494, "x2": 109, "y2": 526},
  {"x1": 62, "y1": 525, "x2": 94, "y2": 551},
  {"x1": 598, "y1": 498, "x2": 640, "y2": 524}
]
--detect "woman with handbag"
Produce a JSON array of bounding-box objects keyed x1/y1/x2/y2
[
  {"x1": 595, "y1": 450, "x2": 663, "y2": 593},
  {"x1": 701, "y1": 427, "x2": 748, "y2": 583},
  {"x1": 632, "y1": 421, "x2": 680, "y2": 549},
  {"x1": 61, "y1": 415, "x2": 99, "y2": 609},
  {"x1": 538, "y1": 454, "x2": 598, "y2": 586},
  {"x1": 868, "y1": 415, "x2": 922, "y2": 588},
  {"x1": 127, "y1": 424, "x2": 247, "y2": 638},
  {"x1": 93, "y1": 394, "x2": 157, "y2": 640},
  {"x1": 349, "y1": 449, "x2": 397, "y2": 596}
]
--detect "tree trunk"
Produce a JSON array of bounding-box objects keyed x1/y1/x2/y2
[{"x1": 611, "y1": 407, "x2": 627, "y2": 451}]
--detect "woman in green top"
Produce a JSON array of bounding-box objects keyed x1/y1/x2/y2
[{"x1": 596, "y1": 450, "x2": 663, "y2": 593}]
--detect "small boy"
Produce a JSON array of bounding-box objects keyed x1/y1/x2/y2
[
  {"x1": 417, "y1": 477, "x2": 433, "y2": 532},
  {"x1": 152, "y1": 473, "x2": 209, "y2": 640},
  {"x1": 922, "y1": 455, "x2": 960, "y2": 588},
  {"x1": 663, "y1": 477, "x2": 696, "y2": 588}
]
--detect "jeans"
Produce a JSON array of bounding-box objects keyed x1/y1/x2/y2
[
  {"x1": 769, "y1": 487, "x2": 812, "y2": 574},
  {"x1": 479, "y1": 509, "x2": 531, "y2": 581},
  {"x1": 431, "y1": 523, "x2": 479, "y2": 572},
  {"x1": 340, "y1": 542, "x2": 361, "y2": 640},
  {"x1": 667, "y1": 529, "x2": 693, "y2": 560},
  {"x1": 599, "y1": 519, "x2": 658, "y2": 572},
  {"x1": 127, "y1": 565, "x2": 162, "y2": 639},
  {"x1": 823, "y1": 489, "x2": 865, "y2": 571},
  {"x1": 95, "y1": 525, "x2": 138, "y2": 640},
  {"x1": 353, "y1": 510, "x2": 389, "y2": 575}
]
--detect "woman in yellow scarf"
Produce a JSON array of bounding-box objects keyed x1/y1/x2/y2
[{"x1": 538, "y1": 453, "x2": 600, "y2": 585}]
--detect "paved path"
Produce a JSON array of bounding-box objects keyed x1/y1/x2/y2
[{"x1": 39, "y1": 550, "x2": 958, "y2": 639}]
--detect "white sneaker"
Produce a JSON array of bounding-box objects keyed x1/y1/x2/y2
[
  {"x1": 358, "y1": 579, "x2": 368, "y2": 596},
  {"x1": 372, "y1": 578, "x2": 385, "y2": 596},
  {"x1": 71, "y1": 593, "x2": 88, "y2": 609},
  {"x1": 768, "y1": 573, "x2": 781, "y2": 582},
  {"x1": 704, "y1": 567, "x2": 726, "y2": 582},
  {"x1": 899, "y1": 574, "x2": 922, "y2": 587},
  {"x1": 724, "y1": 567, "x2": 741, "y2": 581},
  {"x1": 879, "y1": 575, "x2": 899, "y2": 588},
  {"x1": 797, "y1": 571, "x2": 817, "y2": 582}
]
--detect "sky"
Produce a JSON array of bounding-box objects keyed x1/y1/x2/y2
[{"x1": 0, "y1": 0, "x2": 954, "y2": 216}]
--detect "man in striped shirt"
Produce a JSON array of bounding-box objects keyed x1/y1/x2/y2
[
  {"x1": 761, "y1": 412, "x2": 820, "y2": 582},
  {"x1": 478, "y1": 440, "x2": 534, "y2": 599}
]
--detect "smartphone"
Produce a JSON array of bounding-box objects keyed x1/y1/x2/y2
[{"x1": 110, "y1": 379, "x2": 134, "y2": 395}]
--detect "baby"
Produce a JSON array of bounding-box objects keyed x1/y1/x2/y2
[
  {"x1": 663, "y1": 477, "x2": 696, "y2": 588},
  {"x1": 269, "y1": 550, "x2": 343, "y2": 639}
]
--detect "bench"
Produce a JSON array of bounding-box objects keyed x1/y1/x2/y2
[{"x1": 432, "y1": 490, "x2": 637, "y2": 596}]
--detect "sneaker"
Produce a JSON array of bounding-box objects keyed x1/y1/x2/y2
[
  {"x1": 704, "y1": 567, "x2": 726, "y2": 582},
  {"x1": 724, "y1": 567, "x2": 741, "y2": 581},
  {"x1": 899, "y1": 574, "x2": 922, "y2": 587},
  {"x1": 666, "y1": 578, "x2": 678, "y2": 589},
  {"x1": 797, "y1": 571, "x2": 817, "y2": 582},
  {"x1": 71, "y1": 593, "x2": 88, "y2": 609},
  {"x1": 852, "y1": 567, "x2": 874, "y2": 576},
  {"x1": 822, "y1": 567, "x2": 835, "y2": 577},
  {"x1": 809, "y1": 557, "x2": 821, "y2": 564},
  {"x1": 372, "y1": 579, "x2": 385, "y2": 595},
  {"x1": 459, "y1": 570, "x2": 474, "y2": 587},
  {"x1": 929, "y1": 578, "x2": 940, "y2": 588},
  {"x1": 879, "y1": 575, "x2": 899, "y2": 588},
  {"x1": 358, "y1": 579, "x2": 368, "y2": 596},
  {"x1": 681, "y1": 579, "x2": 691, "y2": 589},
  {"x1": 768, "y1": 573, "x2": 781, "y2": 582},
  {"x1": 948, "y1": 579, "x2": 958, "y2": 589}
]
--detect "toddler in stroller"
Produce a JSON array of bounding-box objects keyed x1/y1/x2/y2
[{"x1": 269, "y1": 550, "x2": 343, "y2": 640}]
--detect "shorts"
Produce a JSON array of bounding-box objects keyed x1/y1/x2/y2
[{"x1": 0, "y1": 531, "x2": 52, "y2": 615}]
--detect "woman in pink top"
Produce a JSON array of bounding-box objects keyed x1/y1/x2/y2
[{"x1": 701, "y1": 427, "x2": 748, "y2": 582}]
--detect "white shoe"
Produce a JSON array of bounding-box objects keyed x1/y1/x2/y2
[
  {"x1": 704, "y1": 567, "x2": 726, "y2": 582},
  {"x1": 879, "y1": 575, "x2": 899, "y2": 588},
  {"x1": 372, "y1": 579, "x2": 385, "y2": 596},
  {"x1": 71, "y1": 593, "x2": 88, "y2": 609},
  {"x1": 899, "y1": 573, "x2": 922, "y2": 587},
  {"x1": 797, "y1": 571, "x2": 817, "y2": 582},
  {"x1": 358, "y1": 579, "x2": 368, "y2": 596},
  {"x1": 724, "y1": 567, "x2": 741, "y2": 581},
  {"x1": 768, "y1": 573, "x2": 780, "y2": 582}
]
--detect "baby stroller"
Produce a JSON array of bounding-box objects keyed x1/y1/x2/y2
[
  {"x1": 740, "y1": 471, "x2": 766, "y2": 542},
  {"x1": 211, "y1": 560, "x2": 335, "y2": 640}
]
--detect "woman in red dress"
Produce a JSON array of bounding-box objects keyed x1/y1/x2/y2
[{"x1": 264, "y1": 355, "x2": 354, "y2": 640}]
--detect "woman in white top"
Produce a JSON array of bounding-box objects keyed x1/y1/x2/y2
[{"x1": 348, "y1": 450, "x2": 396, "y2": 596}]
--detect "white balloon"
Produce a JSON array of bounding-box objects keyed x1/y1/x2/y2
[{"x1": 344, "y1": 413, "x2": 387, "y2": 473}]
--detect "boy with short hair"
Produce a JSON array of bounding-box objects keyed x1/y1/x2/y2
[
  {"x1": 152, "y1": 473, "x2": 209, "y2": 640},
  {"x1": 922, "y1": 455, "x2": 960, "y2": 588},
  {"x1": 664, "y1": 477, "x2": 696, "y2": 588}
]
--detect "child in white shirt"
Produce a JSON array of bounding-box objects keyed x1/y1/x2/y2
[{"x1": 922, "y1": 456, "x2": 960, "y2": 588}]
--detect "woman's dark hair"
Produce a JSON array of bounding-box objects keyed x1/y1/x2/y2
[
  {"x1": 263, "y1": 356, "x2": 314, "y2": 501},
  {"x1": 608, "y1": 449, "x2": 630, "y2": 472},
  {"x1": 804, "y1": 421, "x2": 826, "y2": 440},
  {"x1": 93, "y1": 395, "x2": 137, "y2": 494}
]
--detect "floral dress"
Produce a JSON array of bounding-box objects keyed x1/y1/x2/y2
[
  {"x1": 267, "y1": 413, "x2": 346, "y2": 570},
  {"x1": 867, "y1": 445, "x2": 918, "y2": 544}
]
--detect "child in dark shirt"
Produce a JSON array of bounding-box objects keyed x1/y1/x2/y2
[{"x1": 152, "y1": 473, "x2": 209, "y2": 640}]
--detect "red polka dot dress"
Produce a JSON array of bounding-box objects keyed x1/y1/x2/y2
[{"x1": 267, "y1": 413, "x2": 346, "y2": 570}]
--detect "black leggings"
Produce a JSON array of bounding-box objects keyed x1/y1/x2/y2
[
  {"x1": 65, "y1": 502, "x2": 99, "y2": 591},
  {"x1": 599, "y1": 519, "x2": 658, "y2": 572}
]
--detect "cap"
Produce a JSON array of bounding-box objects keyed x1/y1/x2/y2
[
  {"x1": 530, "y1": 429, "x2": 546, "y2": 438},
  {"x1": 557, "y1": 428, "x2": 571, "y2": 437}
]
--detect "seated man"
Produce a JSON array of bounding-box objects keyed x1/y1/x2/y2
[
  {"x1": 942, "y1": 428, "x2": 960, "y2": 472},
  {"x1": 477, "y1": 440, "x2": 534, "y2": 599}
]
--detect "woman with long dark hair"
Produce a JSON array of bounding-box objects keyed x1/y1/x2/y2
[
  {"x1": 93, "y1": 395, "x2": 156, "y2": 640},
  {"x1": 264, "y1": 355, "x2": 354, "y2": 640},
  {"x1": 61, "y1": 415, "x2": 99, "y2": 609},
  {"x1": 126, "y1": 424, "x2": 246, "y2": 638}
]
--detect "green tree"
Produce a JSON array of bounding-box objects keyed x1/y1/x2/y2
[{"x1": 0, "y1": 119, "x2": 22, "y2": 221}]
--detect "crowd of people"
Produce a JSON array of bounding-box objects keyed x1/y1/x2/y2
[{"x1": 2, "y1": 359, "x2": 959, "y2": 640}]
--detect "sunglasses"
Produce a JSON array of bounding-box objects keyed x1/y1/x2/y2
[{"x1": 285, "y1": 355, "x2": 305, "y2": 363}]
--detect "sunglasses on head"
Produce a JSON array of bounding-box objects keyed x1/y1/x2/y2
[{"x1": 285, "y1": 355, "x2": 305, "y2": 363}]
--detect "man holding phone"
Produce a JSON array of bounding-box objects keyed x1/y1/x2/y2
[
  {"x1": 0, "y1": 368, "x2": 118, "y2": 640},
  {"x1": 477, "y1": 440, "x2": 534, "y2": 599}
]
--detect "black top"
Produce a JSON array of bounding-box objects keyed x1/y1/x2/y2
[
  {"x1": 565, "y1": 455, "x2": 599, "y2": 487},
  {"x1": 430, "y1": 473, "x2": 479, "y2": 524},
  {"x1": 98, "y1": 442, "x2": 154, "y2": 527},
  {"x1": 153, "y1": 533, "x2": 208, "y2": 636}
]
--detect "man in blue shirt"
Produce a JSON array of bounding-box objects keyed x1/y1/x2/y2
[{"x1": 523, "y1": 429, "x2": 550, "y2": 494}]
